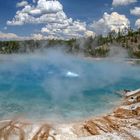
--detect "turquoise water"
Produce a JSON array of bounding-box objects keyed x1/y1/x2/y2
[{"x1": 0, "y1": 53, "x2": 140, "y2": 122}]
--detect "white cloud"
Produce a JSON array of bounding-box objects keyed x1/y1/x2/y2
[
  {"x1": 0, "y1": 31, "x2": 40, "y2": 40},
  {"x1": 4, "y1": 27, "x2": 7, "y2": 30},
  {"x1": 31, "y1": 33, "x2": 46, "y2": 40},
  {"x1": 131, "y1": 7, "x2": 140, "y2": 28},
  {"x1": 37, "y1": 0, "x2": 63, "y2": 13},
  {"x1": 90, "y1": 12, "x2": 130, "y2": 35},
  {"x1": 130, "y1": 7, "x2": 140, "y2": 16},
  {"x1": 33, "y1": 0, "x2": 37, "y2": 3},
  {"x1": 16, "y1": 1, "x2": 28, "y2": 8},
  {"x1": 7, "y1": 0, "x2": 66, "y2": 25},
  {"x1": 41, "y1": 20, "x2": 95, "y2": 39},
  {"x1": 112, "y1": 0, "x2": 137, "y2": 6},
  {"x1": 0, "y1": 31, "x2": 19, "y2": 40},
  {"x1": 135, "y1": 19, "x2": 140, "y2": 28},
  {"x1": 7, "y1": 0, "x2": 95, "y2": 39}
]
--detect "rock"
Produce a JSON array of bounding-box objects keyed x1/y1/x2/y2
[
  {"x1": 84, "y1": 121, "x2": 100, "y2": 135},
  {"x1": 114, "y1": 108, "x2": 136, "y2": 119},
  {"x1": 135, "y1": 107, "x2": 140, "y2": 115},
  {"x1": 124, "y1": 94, "x2": 140, "y2": 105}
]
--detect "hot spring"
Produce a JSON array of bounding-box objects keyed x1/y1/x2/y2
[{"x1": 0, "y1": 51, "x2": 140, "y2": 122}]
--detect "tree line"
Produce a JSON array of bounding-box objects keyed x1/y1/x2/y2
[{"x1": 0, "y1": 28, "x2": 140, "y2": 58}]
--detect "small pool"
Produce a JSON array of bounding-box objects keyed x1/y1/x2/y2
[{"x1": 0, "y1": 52, "x2": 140, "y2": 122}]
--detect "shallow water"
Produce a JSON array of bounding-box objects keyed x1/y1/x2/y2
[{"x1": 0, "y1": 52, "x2": 140, "y2": 122}]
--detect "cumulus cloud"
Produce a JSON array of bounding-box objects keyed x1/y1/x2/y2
[
  {"x1": 41, "y1": 20, "x2": 95, "y2": 39},
  {"x1": 131, "y1": 7, "x2": 140, "y2": 28},
  {"x1": 31, "y1": 33, "x2": 46, "y2": 40},
  {"x1": 130, "y1": 7, "x2": 140, "y2": 16},
  {"x1": 90, "y1": 12, "x2": 130, "y2": 35},
  {"x1": 112, "y1": 0, "x2": 137, "y2": 6},
  {"x1": 7, "y1": 0, "x2": 70, "y2": 25},
  {"x1": 7, "y1": 0, "x2": 94, "y2": 39},
  {"x1": 135, "y1": 19, "x2": 140, "y2": 28},
  {"x1": 16, "y1": 1, "x2": 28, "y2": 8}
]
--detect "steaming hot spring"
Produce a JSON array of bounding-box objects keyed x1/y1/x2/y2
[{"x1": 0, "y1": 51, "x2": 140, "y2": 123}]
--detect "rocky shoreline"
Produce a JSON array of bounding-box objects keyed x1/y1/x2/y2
[{"x1": 0, "y1": 89, "x2": 140, "y2": 140}]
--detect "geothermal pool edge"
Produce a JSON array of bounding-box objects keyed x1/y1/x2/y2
[{"x1": 0, "y1": 89, "x2": 140, "y2": 140}]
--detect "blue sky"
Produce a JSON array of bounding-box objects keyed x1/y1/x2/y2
[{"x1": 0, "y1": 0, "x2": 140, "y2": 40}]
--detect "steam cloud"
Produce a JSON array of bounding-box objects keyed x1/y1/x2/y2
[{"x1": 0, "y1": 49, "x2": 140, "y2": 121}]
